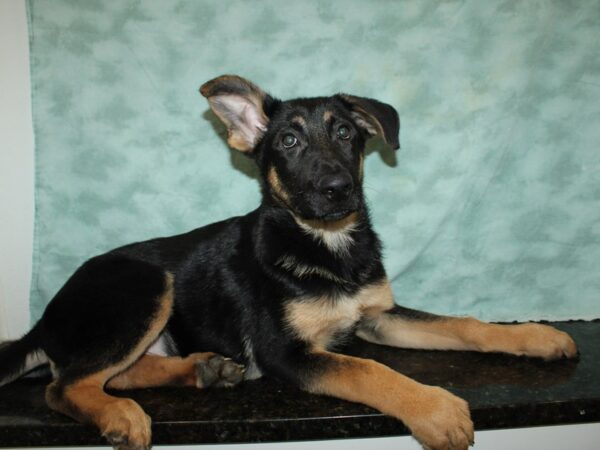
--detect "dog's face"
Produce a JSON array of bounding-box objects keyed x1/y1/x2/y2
[{"x1": 200, "y1": 75, "x2": 399, "y2": 223}]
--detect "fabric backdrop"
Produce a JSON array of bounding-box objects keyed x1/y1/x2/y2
[{"x1": 27, "y1": 0, "x2": 600, "y2": 323}]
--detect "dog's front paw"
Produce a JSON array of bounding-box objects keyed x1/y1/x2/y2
[
  {"x1": 406, "y1": 386, "x2": 474, "y2": 450},
  {"x1": 509, "y1": 323, "x2": 578, "y2": 360},
  {"x1": 195, "y1": 354, "x2": 245, "y2": 388}
]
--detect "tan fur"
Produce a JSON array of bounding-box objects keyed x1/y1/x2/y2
[
  {"x1": 284, "y1": 280, "x2": 394, "y2": 350},
  {"x1": 129, "y1": 272, "x2": 175, "y2": 361},
  {"x1": 291, "y1": 115, "x2": 306, "y2": 126},
  {"x1": 267, "y1": 166, "x2": 292, "y2": 204},
  {"x1": 358, "y1": 311, "x2": 578, "y2": 360},
  {"x1": 106, "y1": 352, "x2": 216, "y2": 390},
  {"x1": 293, "y1": 212, "x2": 360, "y2": 255},
  {"x1": 45, "y1": 273, "x2": 174, "y2": 449},
  {"x1": 48, "y1": 374, "x2": 151, "y2": 448},
  {"x1": 268, "y1": 195, "x2": 360, "y2": 257},
  {"x1": 309, "y1": 351, "x2": 474, "y2": 450},
  {"x1": 339, "y1": 94, "x2": 386, "y2": 139},
  {"x1": 201, "y1": 75, "x2": 269, "y2": 152},
  {"x1": 323, "y1": 110, "x2": 333, "y2": 122},
  {"x1": 227, "y1": 133, "x2": 254, "y2": 152}
]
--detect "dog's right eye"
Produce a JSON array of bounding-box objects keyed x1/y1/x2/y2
[{"x1": 282, "y1": 134, "x2": 298, "y2": 148}]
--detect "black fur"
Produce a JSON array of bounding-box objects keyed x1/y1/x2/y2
[
  {"x1": 0, "y1": 76, "x2": 399, "y2": 391},
  {"x1": 5, "y1": 75, "x2": 579, "y2": 450},
  {"x1": 0, "y1": 324, "x2": 42, "y2": 385}
]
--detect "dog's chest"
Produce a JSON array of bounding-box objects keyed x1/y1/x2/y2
[{"x1": 283, "y1": 281, "x2": 393, "y2": 350}]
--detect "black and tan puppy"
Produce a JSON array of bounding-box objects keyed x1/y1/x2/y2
[{"x1": 0, "y1": 75, "x2": 578, "y2": 450}]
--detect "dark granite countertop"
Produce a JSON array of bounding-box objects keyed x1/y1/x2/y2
[{"x1": 0, "y1": 321, "x2": 598, "y2": 447}]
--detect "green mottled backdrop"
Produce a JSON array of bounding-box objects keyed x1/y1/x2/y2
[{"x1": 28, "y1": 0, "x2": 600, "y2": 322}]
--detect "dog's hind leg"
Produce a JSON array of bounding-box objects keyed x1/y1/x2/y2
[
  {"x1": 41, "y1": 255, "x2": 174, "y2": 450},
  {"x1": 106, "y1": 353, "x2": 245, "y2": 390},
  {"x1": 46, "y1": 373, "x2": 152, "y2": 450}
]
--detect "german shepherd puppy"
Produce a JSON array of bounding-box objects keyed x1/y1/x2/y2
[{"x1": 0, "y1": 75, "x2": 578, "y2": 450}]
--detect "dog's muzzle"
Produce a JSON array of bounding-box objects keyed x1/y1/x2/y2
[
  {"x1": 318, "y1": 172, "x2": 354, "y2": 203},
  {"x1": 306, "y1": 171, "x2": 359, "y2": 221}
]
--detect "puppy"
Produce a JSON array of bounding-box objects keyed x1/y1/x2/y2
[{"x1": 0, "y1": 75, "x2": 578, "y2": 450}]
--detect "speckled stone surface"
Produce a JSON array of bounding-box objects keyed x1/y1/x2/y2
[{"x1": 0, "y1": 322, "x2": 598, "y2": 446}]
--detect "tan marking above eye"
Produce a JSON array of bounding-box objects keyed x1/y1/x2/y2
[
  {"x1": 291, "y1": 116, "x2": 306, "y2": 126},
  {"x1": 323, "y1": 110, "x2": 333, "y2": 122}
]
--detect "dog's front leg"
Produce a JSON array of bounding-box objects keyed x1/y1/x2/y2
[
  {"x1": 357, "y1": 304, "x2": 578, "y2": 360},
  {"x1": 281, "y1": 350, "x2": 474, "y2": 450}
]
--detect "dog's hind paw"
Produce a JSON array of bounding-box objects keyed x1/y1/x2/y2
[{"x1": 195, "y1": 354, "x2": 245, "y2": 388}]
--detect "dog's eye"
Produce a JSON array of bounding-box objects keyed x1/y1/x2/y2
[
  {"x1": 337, "y1": 126, "x2": 351, "y2": 140},
  {"x1": 282, "y1": 134, "x2": 298, "y2": 148}
]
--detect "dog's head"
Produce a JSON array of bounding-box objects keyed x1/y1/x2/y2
[{"x1": 200, "y1": 75, "x2": 399, "y2": 224}]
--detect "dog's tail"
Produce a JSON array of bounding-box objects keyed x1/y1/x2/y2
[{"x1": 0, "y1": 322, "x2": 47, "y2": 387}]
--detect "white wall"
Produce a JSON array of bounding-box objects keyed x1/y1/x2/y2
[
  {"x1": 0, "y1": 1, "x2": 597, "y2": 448},
  {"x1": 0, "y1": 0, "x2": 34, "y2": 340}
]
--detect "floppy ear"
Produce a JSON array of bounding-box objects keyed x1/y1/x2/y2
[
  {"x1": 200, "y1": 75, "x2": 270, "y2": 152},
  {"x1": 337, "y1": 94, "x2": 400, "y2": 150}
]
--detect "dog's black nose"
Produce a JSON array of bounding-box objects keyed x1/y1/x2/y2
[{"x1": 319, "y1": 173, "x2": 353, "y2": 202}]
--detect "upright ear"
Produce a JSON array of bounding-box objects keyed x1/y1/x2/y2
[
  {"x1": 337, "y1": 94, "x2": 400, "y2": 150},
  {"x1": 200, "y1": 75, "x2": 271, "y2": 152}
]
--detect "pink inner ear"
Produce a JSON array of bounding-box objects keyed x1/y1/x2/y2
[
  {"x1": 350, "y1": 111, "x2": 379, "y2": 137},
  {"x1": 211, "y1": 94, "x2": 268, "y2": 148},
  {"x1": 240, "y1": 101, "x2": 268, "y2": 142}
]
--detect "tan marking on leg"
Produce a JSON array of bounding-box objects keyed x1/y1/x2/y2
[
  {"x1": 47, "y1": 374, "x2": 152, "y2": 449},
  {"x1": 309, "y1": 352, "x2": 474, "y2": 450},
  {"x1": 358, "y1": 279, "x2": 395, "y2": 316},
  {"x1": 358, "y1": 311, "x2": 578, "y2": 360},
  {"x1": 107, "y1": 353, "x2": 216, "y2": 390},
  {"x1": 122, "y1": 272, "x2": 175, "y2": 365},
  {"x1": 45, "y1": 273, "x2": 175, "y2": 449}
]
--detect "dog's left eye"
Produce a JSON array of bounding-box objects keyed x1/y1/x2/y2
[
  {"x1": 282, "y1": 134, "x2": 298, "y2": 148},
  {"x1": 337, "y1": 126, "x2": 351, "y2": 140}
]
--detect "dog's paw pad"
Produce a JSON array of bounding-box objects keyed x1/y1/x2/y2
[{"x1": 196, "y1": 355, "x2": 245, "y2": 388}]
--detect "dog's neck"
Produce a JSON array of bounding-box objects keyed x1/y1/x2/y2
[
  {"x1": 257, "y1": 200, "x2": 367, "y2": 253},
  {"x1": 254, "y1": 202, "x2": 384, "y2": 290},
  {"x1": 292, "y1": 212, "x2": 359, "y2": 257}
]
